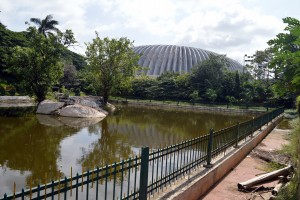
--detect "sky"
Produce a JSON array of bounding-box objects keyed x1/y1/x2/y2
[{"x1": 1, "y1": 0, "x2": 300, "y2": 63}]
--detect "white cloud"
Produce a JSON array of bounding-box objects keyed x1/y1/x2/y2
[{"x1": 0, "y1": 0, "x2": 296, "y2": 62}]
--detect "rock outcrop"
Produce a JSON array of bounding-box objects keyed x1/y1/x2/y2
[
  {"x1": 36, "y1": 96, "x2": 110, "y2": 119},
  {"x1": 36, "y1": 100, "x2": 65, "y2": 114},
  {"x1": 60, "y1": 104, "x2": 106, "y2": 118}
]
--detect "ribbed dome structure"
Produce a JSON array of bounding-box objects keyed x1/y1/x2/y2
[{"x1": 133, "y1": 45, "x2": 243, "y2": 76}]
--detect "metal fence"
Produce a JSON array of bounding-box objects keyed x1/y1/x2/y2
[{"x1": 1, "y1": 107, "x2": 284, "y2": 200}]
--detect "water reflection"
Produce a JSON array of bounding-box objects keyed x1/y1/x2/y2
[{"x1": 0, "y1": 106, "x2": 253, "y2": 196}]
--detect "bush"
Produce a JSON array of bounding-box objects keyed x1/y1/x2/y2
[
  {"x1": 0, "y1": 85, "x2": 5, "y2": 95},
  {"x1": 277, "y1": 118, "x2": 300, "y2": 199},
  {"x1": 5, "y1": 85, "x2": 16, "y2": 96},
  {"x1": 296, "y1": 96, "x2": 300, "y2": 116},
  {"x1": 74, "y1": 88, "x2": 81, "y2": 96}
]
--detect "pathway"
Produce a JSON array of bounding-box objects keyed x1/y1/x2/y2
[{"x1": 201, "y1": 126, "x2": 290, "y2": 200}]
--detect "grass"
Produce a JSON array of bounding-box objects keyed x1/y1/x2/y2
[
  {"x1": 263, "y1": 161, "x2": 286, "y2": 173},
  {"x1": 110, "y1": 96, "x2": 269, "y2": 111},
  {"x1": 276, "y1": 117, "x2": 300, "y2": 199}
]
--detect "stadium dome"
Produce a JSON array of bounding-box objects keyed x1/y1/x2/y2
[{"x1": 133, "y1": 45, "x2": 243, "y2": 76}]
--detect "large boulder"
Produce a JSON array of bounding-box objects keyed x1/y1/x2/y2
[
  {"x1": 36, "y1": 100, "x2": 65, "y2": 114},
  {"x1": 60, "y1": 104, "x2": 107, "y2": 118}
]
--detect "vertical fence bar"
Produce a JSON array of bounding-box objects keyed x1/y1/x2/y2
[
  {"x1": 64, "y1": 177, "x2": 67, "y2": 200},
  {"x1": 120, "y1": 161, "x2": 124, "y2": 199},
  {"x1": 204, "y1": 129, "x2": 214, "y2": 168},
  {"x1": 51, "y1": 180, "x2": 54, "y2": 200},
  {"x1": 113, "y1": 163, "x2": 117, "y2": 200},
  {"x1": 251, "y1": 117, "x2": 254, "y2": 137},
  {"x1": 96, "y1": 168, "x2": 99, "y2": 200},
  {"x1": 134, "y1": 156, "x2": 138, "y2": 199},
  {"x1": 37, "y1": 184, "x2": 40, "y2": 199},
  {"x1": 139, "y1": 147, "x2": 149, "y2": 200},
  {"x1": 76, "y1": 173, "x2": 79, "y2": 200},
  {"x1": 127, "y1": 159, "x2": 131, "y2": 198},
  {"x1": 234, "y1": 122, "x2": 240, "y2": 148},
  {"x1": 105, "y1": 165, "x2": 108, "y2": 200},
  {"x1": 22, "y1": 188, "x2": 24, "y2": 200},
  {"x1": 86, "y1": 171, "x2": 89, "y2": 200}
]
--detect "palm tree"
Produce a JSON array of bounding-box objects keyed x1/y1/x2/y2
[{"x1": 30, "y1": 14, "x2": 60, "y2": 37}]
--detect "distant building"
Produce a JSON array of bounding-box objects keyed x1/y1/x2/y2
[{"x1": 133, "y1": 45, "x2": 243, "y2": 76}]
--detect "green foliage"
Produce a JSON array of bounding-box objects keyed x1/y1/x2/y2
[
  {"x1": 0, "y1": 85, "x2": 5, "y2": 95},
  {"x1": 5, "y1": 85, "x2": 16, "y2": 96},
  {"x1": 190, "y1": 54, "x2": 227, "y2": 99},
  {"x1": 0, "y1": 22, "x2": 85, "y2": 91},
  {"x1": 296, "y1": 96, "x2": 300, "y2": 115},
  {"x1": 29, "y1": 14, "x2": 60, "y2": 37},
  {"x1": 85, "y1": 33, "x2": 140, "y2": 104},
  {"x1": 268, "y1": 17, "x2": 300, "y2": 96},
  {"x1": 205, "y1": 89, "x2": 217, "y2": 102},
  {"x1": 0, "y1": 23, "x2": 28, "y2": 82},
  {"x1": 234, "y1": 72, "x2": 241, "y2": 99},
  {"x1": 8, "y1": 26, "x2": 75, "y2": 102},
  {"x1": 277, "y1": 118, "x2": 300, "y2": 199}
]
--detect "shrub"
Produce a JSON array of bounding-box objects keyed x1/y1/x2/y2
[
  {"x1": 296, "y1": 96, "x2": 300, "y2": 116},
  {"x1": 5, "y1": 85, "x2": 16, "y2": 96},
  {"x1": 0, "y1": 85, "x2": 5, "y2": 95}
]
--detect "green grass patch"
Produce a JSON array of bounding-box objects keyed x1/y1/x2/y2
[
  {"x1": 110, "y1": 96, "x2": 269, "y2": 111},
  {"x1": 263, "y1": 161, "x2": 286, "y2": 173},
  {"x1": 276, "y1": 118, "x2": 300, "y2": 199}
]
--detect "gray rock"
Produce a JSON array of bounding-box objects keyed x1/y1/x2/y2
[
  {"x1": 36, "y1": 100, "x2": 65, "y2": 114},
  {"x1": 60, "y1": 104, "x2": 107, "y2": 118}
]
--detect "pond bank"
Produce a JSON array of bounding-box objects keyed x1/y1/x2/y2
[{"x1": 109, "y1": 99, "x2": 266, "y2": 115}]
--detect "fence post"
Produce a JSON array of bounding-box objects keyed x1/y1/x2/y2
[
  {"x1": 139, "y1": 147, "x2": 149, "y2": 200},
  {"x1": 204, "y1": 129, "x2": 214, "y2": 168},
  {"x1": 259, "y1": 117, "x2": 262, "y2": 131},
  {"x1": 251, "y1": 117, "x2": 254, "y2": 137},
  {"x1": 234, "y1": 122, "x2": 240, "y2": 148}
]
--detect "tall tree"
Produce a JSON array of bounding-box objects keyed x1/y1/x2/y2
[
  {"x1": 8, "y1": 26, "x2": 76, "y2": 102},
  {"x1": 85, "y1": 33, "x2": 140, "y2": 105},
  {"x1": 30, "y1": 14, "x2": 60, "y2": 37},
  {"x1": 190, "y1": 54, "x2": 228, "y2": 100},
  {"x1": 234, "y1": 72, "x2": 241, "y2": 100},
  {"x1": 268, "y1": 17, "x2": 300, "y2": 96}
]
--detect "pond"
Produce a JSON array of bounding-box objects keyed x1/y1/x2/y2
[{"x1": 0, "y1": 105, "x2": 254, "y2": 196}]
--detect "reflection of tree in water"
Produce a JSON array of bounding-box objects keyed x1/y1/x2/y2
[
  {"x1": 78, "y1": 119, "x2": 132, "y2": 170},
  {"x1": 0, "y1": 116, "x2": 78, "y2": 186},
  {"x1": 104, "y1": 106, "x2": 253, "y2": 147}
]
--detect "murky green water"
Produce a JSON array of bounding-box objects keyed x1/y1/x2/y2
[{"x1": 0, "y1": 105, "x2": 253, "y2": 195}]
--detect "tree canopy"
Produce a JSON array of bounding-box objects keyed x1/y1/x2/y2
[
  {"x1": 8, "y1": 26, "x2": 76, "y2": 102},
  {"x1": 29, "y1": 14, "x2": 60, "y2": 37},
  {"x1": 268, "y1": 17, "x2": 300, "y2": 96},
  {"x1": 85, "y1": 33, "x2": 140, "y2": 104}
]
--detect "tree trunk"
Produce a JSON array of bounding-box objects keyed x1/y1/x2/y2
[{"x1": 237, "y1": 165, "x2": 293, "y2": 190}]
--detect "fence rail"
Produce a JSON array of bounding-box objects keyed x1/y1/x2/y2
[{"x1": 1, "y1": 107, "x2": 284, "y2": 200}]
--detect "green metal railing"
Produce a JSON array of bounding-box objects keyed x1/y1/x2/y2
[{"x1": 1, "y1": 107, "x2": 284, "y2": 200}]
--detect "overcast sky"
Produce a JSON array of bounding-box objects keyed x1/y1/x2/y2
[{"x1": 1, "y1": 0, "x2": 300, "y2": 63}]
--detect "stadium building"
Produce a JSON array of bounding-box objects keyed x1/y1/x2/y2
[{"x1": 133, "y1": 45, "x2": 243, "y2": 76}]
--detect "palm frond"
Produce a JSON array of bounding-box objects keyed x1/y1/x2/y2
[{"x1": 30, "y1": 18, "x2": 41, "y2": 25}]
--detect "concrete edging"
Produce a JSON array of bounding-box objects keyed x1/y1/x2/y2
[{"x1": 164, "y1": 115, "x2": 283, "y2": 200}]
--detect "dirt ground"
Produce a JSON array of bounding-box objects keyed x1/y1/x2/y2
[{"x1": 201, "y1": 126, "x2": 291, "y2": 200}]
